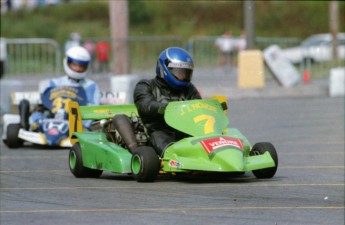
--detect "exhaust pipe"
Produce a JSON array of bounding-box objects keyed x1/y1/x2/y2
[{"x1": 112, "y1": 114, "x2": 137, "y2": 154}]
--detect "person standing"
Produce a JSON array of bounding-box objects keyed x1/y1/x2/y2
[
  {"x1": 0, "y1": 37, "x2": 7, "y2": 79},
  {"x1": 96, "y1": 41, "x2": 110, "y2": 74},
  {"x1": 64, "y1": 32, "x2": 81, "y2": 53},
  {"x1": 215, "y1": 31, "x2": 235, "y2": 68},
  {"x1": 83, "y1": 39, "x2": 96, "y2": 73},
  {"x1": 236, "y1": 31, "x2": 247, "y2": 52}
]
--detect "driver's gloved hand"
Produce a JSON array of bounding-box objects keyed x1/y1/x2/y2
[
  {"x1": 158, "y1": 106, "x2": 166, "y2": 114},
  {"x1": 157, "y1": 103, "x2": 168, "y2": 114}
]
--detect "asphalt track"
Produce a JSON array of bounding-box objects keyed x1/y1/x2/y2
[{"x1": 0, "y1": 96, "x2": 344, "y2": 225}]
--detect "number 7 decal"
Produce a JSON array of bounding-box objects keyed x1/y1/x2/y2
[
  {"x1": 68, "y1": 101, "x2": 82, "y2": 144},
  {"x1": 193, "y1": 114, "x2": 215, "y2": 134}
]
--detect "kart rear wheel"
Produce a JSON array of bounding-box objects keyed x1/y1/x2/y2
[
  {"x1": 131, "y1": 146, "x2": 160, "y2": 182},
  {"x1": 69, "y1": 143, "x2": 103, "y2": 178},
  {"x1": 250, "y1": 142, "x2": 278, "y2": 179},
  {"x1": 6, "y1": 123, "x2": 23, "y2": 148}
]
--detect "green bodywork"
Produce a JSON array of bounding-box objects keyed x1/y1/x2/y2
[
  {"x1": 79, "y1": 104, "x2": 138, "y2": 120},
  {"x1": 71, "y1": 99, "x2": 275, "y2": 174},
  {"x1": 71, "y1": 104, "x2": 137, "y2": 173},
  {"x1": 73, "y1": 132, "x2": 132, "y2": 173},
  {"x1": 162, "y1": 99, "x2": 275, "y2": 172}
]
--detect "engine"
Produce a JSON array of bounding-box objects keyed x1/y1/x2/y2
[{"x1": 89, "y1": 114, "x2": 149, "y2": 148}]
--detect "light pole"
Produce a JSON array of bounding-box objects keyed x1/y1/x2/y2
[
  {"x1": 109, "y1": 0, "x2": 130, "y2": 74},
  {"x1": 244, "y1": 0, "x2": 255, "y2": 50},
  {"x1": 329, "y1": 0, "x2": 339, "y2": 61}
]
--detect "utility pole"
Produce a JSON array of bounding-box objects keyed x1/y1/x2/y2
[
  {"x1": 244, "y1": 0, "x2": 255, "y2": 49},
  {"x1": 109, "y1": 0, "x2": 130, "y2": 74},
  {"x1": 329, "y1": 0, "x2": 339, "y2": 61}
]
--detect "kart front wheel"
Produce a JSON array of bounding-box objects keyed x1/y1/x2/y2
[
  {"x1": 5, "y1": 123, "x2": 23, "y2": 149},
  {"x1": 69, "y1": 143, "x2": 103, "y2": 178},
  {"x1": 250, "y1": 142, "x2": 278, "y2": 179},
  {"x1": 131, "y1": 146, "x2": 160, "y2": 182}
]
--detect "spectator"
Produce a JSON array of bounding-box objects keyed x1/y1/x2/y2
[
  {"x1": 214, "y1": 31, "x2": 235, "y2": 68},
  {"x1": 236, "y1": 31, "x2": 247, "y2": 52},
  {"x1": 83, "y1": 39, "x2": 96, "y2": 72},
  {"x1": 0, "y1": 37, "x2": 7, "y2": 79},
  {"x1": 64, "y1": 32, "x2": 81, "y2": 53},
  {"x1": 6, "y1": 0, "x2": 12, "y2": 11},
  {"x1": 96, "y1": 41, "x2": 110, "y2": 74}
]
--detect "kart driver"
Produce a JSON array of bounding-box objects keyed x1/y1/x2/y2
[
  {"x1": 19, "y1": 46, "x2": 100, "y2": 131},
  {"x1": 133, "y1": 47, "x2": 201, "y2": 156}
]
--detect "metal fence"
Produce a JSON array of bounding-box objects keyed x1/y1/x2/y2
[
  {"x1": 80, "y1": 36, "x2": 183, "y2": 74},
  {"x1": 5, "y1": 38, "x2": 61, "y2": 76},
  {"x1": 187, "y1": 36, "x2": 345, "y2": 78},
  {"x1": 186, "y1": 36, "x2": 301, "y2": 67},
  {"x1": 2, "y1": 37, "x2": 183, "y2": 76},
  {"x1": 2, "y1": 36, "x2": 343, "y2": 79}
]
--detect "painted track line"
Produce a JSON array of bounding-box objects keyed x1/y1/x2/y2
[
  {"x1": 1, "y1": 205, "x2": 344, "y2": 214},
  {"x1": 1, "y1": 183, "x2": 343, "y2": 191},
  {"x1": 0, "y1": 156, "x2": 66, "y2": 159},
  {"x1": 0, "y1": 164, "x2": 344, "y2": 174}
]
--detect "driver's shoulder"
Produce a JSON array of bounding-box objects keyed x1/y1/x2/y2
[
  {"x1": 137, "y1": 78, "x2": 154, "y2": 85},
  {"x1": 134, "y1": 78, "x2": 157, "y2": 90},
  {"x1": 83, "y1": 78, "x2": 99, "y2": 88},
  {"x1": 49, "y1": 76, "x2": 68, "y2": 85}
]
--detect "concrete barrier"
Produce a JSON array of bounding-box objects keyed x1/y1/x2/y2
[
  {"x1": 263, "y1": 45, "x2": 300, "y2": 87},
  {"x1": 110, "y1": 74, "x2": 140, "y2": 103},
  {"x1": 238, "y1": 50, "x2": 265, "y2": 88},
  {"x1": 329, "y1": 67, "x2": 345, "y2": 97},
  {"x1": 0, "y1": 79, "x2": 24, "y2": 113}
]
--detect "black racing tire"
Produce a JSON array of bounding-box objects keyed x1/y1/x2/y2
[
  {"x1": 69, "y1": 143, "x2": 103, "y2": 178},
  {"x1": 5, "y1": 123, "x2": 23, "y2": 148},
  {"x1": 19, "y1": 99, "x2": 30, "y2": 130},
  {"x1": 250, "y1": 142, "x2": 278, "y2": 179},
  {"x1": 131, "y1": 146, "x2": 160, "y2": 182}
]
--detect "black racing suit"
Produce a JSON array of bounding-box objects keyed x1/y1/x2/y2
[{"x1": 133, "y1": 76, "x2": 201, "y2": 156}]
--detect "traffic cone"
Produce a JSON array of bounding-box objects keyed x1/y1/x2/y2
[{"x1": 303, "y1": 70, "x2": 310, "y2": 84}]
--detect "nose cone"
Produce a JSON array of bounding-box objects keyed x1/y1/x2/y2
[
  {"x1": 210, "y1": 149, "x2": 244, "y2": 171},
  {"x1": 45, "y1": 129, "x2": 67, "y2": 146}
]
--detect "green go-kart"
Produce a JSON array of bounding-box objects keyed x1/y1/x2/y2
[{"x1": 67, "y1": 96, "x2": 278, "y2": 182}]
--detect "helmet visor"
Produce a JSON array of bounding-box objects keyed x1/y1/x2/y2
[
  {"x1": 169, "y1": 67, "x2": 193, "y2": 82},
  {"x1": 67, "y1": 57, "x2": 88, "y2": 72}
]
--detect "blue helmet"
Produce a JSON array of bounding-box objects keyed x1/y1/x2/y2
[{"x1": 156, "y1": 47, "x2": 194, "y2": 90}]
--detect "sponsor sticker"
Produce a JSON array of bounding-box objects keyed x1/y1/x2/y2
[
  {"x1": 169, "y1": 160, "x2": 181, "y2": 168},
  {"x1": 200, "y1": 137, "x2": 243, "y2": 154},
  {"x1": 48, "y1": 128, "x2": 59, "y2": 135}
]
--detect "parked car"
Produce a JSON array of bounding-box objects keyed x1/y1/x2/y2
[{"x1": 282, "y1": 33, "x2": 345, "y2": 64}]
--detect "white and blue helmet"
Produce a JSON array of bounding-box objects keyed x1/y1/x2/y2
[
  {"x1": 63, "y1": 46, "x2": 90, "y2": 80},
  {"x1": 156, "y1": 47, "x2": 194, "y2": 90}
]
